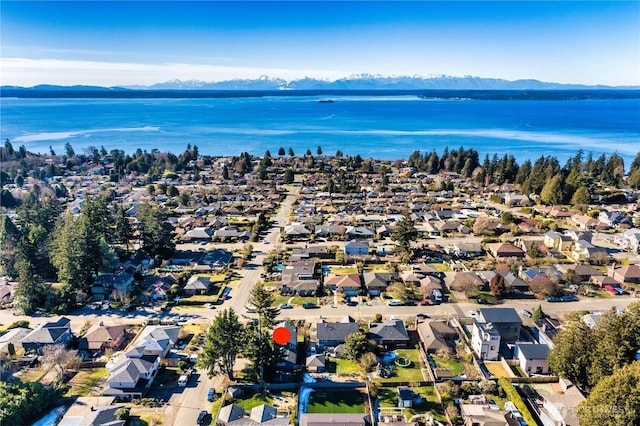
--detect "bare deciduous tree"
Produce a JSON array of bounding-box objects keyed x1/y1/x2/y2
[{"x1": 40, "y1": 344, "x2": 82, "y2": 380}]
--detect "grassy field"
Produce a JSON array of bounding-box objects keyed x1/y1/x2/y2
[
  {"x1": 15, "y1": 367, "x2": 46, "y2": 382},
  {"x1": 307, "y1": 390, "x2": 365, "y2": 414},
  {"x1": 432, "y1": 355, "x2": 464, "y2": 376},
  {"x1": 65, "y1": 367, "x2": 108, "y2": 397}
]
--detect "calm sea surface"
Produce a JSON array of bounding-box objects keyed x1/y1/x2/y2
[{"x1": 1, "y1": 95, "x2": 639, "y2": 165}]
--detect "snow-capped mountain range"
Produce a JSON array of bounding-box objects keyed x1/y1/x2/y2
[
  {"x1": 3, "y1": 74, "x2": 637, "y2": 91},
  {"x1": 122, "y1": 74, "x2": 629, "y2": 90}
]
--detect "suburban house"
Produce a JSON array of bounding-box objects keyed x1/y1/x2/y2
[
  {"x1": 344, "y1": 240, "x2": 370, "y2": 256},
  {"x1": 78, "y1": 322, "x2": 127, "y2": 354},
  {"x1": 180, "y1": 226, "x2": 213, "y2": 242},
  {"x1": 486, "y1": 242, "x2": 525, "y2": 259},
  {"x1": 613, "y1": 228, "x2": 640, "y2": 252},
  {"x1": 217, "y1": 402, "x2": 289, "y2": 426},
  {"x1": 417, "y1": 320, "x2": 458, "y2": 355},
  {"x1": 22, "y1": 317, "x2": 73, "y2": 354},
  {"x1": 345, "y1": 226, "x2": 375, "y2": 239},
  {"x1": 141, "y1": 274, "x2": 179, "y2": 300},
  {"x1": 608, "y1": 263, "x2": 640, "y2": 284},
  {"x1": 476, "y1": 308, "x2": 522, "y2": 344},
  {"x1": 57, "y1": 396, "x2": 124, "y2": 426},
  {"x1": 283, "y1": 223, "x2": 312, "y2": 238},
  {"x1": 92, "y1": 272, "x2": 134, "y2": 301},
  {"x1": 274, "y1": 321, "x2": 298, "y2": 371},
  {"x1": 316, "y1": 317, "x2": 359, "y2": 349},
  {"x1": 515, "y1": 343, "x2": 551, "y2": 376},
  {"x1": 196, "y1": 248, "x2": 233, "y2": 271},
  {"x1": 470, "y1": 320, "x2": 501, "y2": 361},
  {"x1": 459, "y1": 403, "x2": 511, "y2": 426},
  {"x1": 445, "y1": 242, "x2": 483, "y2": 258},
  {"x1": 184, "y1": 275, "x2": 211, "y2": 296},
  {"x1": 598, "y1": 210, "x2": 629, "y2": 228},
  {"x1": 103, "y1": 325, "x2": 180, "y2": 399},
  {"x1": 533, "y1": 317, "x2": 562, "y2": 349},
  {"x1": 543, "y1": 231, "x2": 573, "y2": 251},
  {"x1": 569, "y1": 214, "x2": 600, "y2": 230},
  {"x1": 323, "y1": 273, "x2": 362, "y2": 296},
  {"x1": 368, "y1": 319, "x2": 410, "y2": 348},
  {"x1": 552, "y1": 264, "x2": 596, "y2": 282},
  {"x1": 362, "y1": 272, "x2": 397, "y2": 296},
  {"x1": 571, "y1": 239, "x2": 607, "y2": 262},
  {"x1": 279, "y1": 261, "x2": 319, "y2": 296},
  {"x1": 0, "y1": 327, "x2": 30, "y2": 355}
]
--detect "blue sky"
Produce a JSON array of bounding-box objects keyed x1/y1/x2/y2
[{"x1": 2, "y1": 1, "x2": 639, "y2": 86}]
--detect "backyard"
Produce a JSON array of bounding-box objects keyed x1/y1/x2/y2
[
  {"x1": 377, "y1": 385, "x2": 446, "y2": 423},
  {"x1": 325, "y1": 358, "x2": 361, "y2": 376},
  {"x1": 307, "y1": 389, "x2": 366, "y2": 414},
  {"x1": 375, "y1": 349, "x2": 425, "y2": 383},
  {"x1": 65, "y1": 367, "x2": 108, "y2": 397}
]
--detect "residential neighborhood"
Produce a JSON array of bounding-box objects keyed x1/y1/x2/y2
[{"x1": 1, "y1": 144, "x2": 640, "y2": 426}]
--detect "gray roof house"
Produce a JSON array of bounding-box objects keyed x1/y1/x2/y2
[
  {"x1": 184, "y1": 276, "x2": 211, "y2": 295},
  {"x1": 477, "y1": 308, "x2": 522, "y2": 344},
  {"x1": 368, "y1": 319, "x2": 410, "y2": 348},
  {"x1": 22, "y1": 317, "x2": 73, "y2": 353},
  {"x1": 316, "y1": 318, "x2": 360, "y2": 349},
  {"x1": 362, "y1": 272, "x2": 397, "y2": 296}
]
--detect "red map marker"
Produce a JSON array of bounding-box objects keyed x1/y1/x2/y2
[{"x1": 273, "y1": 326, "x2": 291, "y2": 345}]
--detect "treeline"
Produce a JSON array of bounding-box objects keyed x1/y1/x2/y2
[
  {"x1": 548, "y1": 303, "x2": 640, "y2": 425},
  {"x1": 0, "y1": 193, "x2": 174, "y2": 314},
  {"x1": 406, "y1": 148, "x2": 640, "y2": 204}
]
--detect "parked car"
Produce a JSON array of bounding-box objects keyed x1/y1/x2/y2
[
  {"x1": 302, "y1": 302, "x2": 319, "y2": 309},
  {"x1": 468, "y1": 310, "x2": 477, "y2": 318},
  {"x1": 388, "y1": 299, "x2": 403, "y2": 306},
  {"x1": 403, "y1": 300, "x2": 417, "y2": 306},
  {"x1": 614, "y1": 287, "x2": 627, "y2": 295},
  {"x1": 545, "y1": 296, "x2": 561, "y2": 302},
  {"x1": 476, "y1": 298, "x2": 490, "y2": 305},
  {"x1": 207, "y1": 387, "x2": 216, "y2": 401},
  {"x1": 521, "y1": 309, "x2": 533, "y2": 318},
  {"x1": 279, "y1": 303, "x2": 293, "y2": 309},
  {"x1": 416, "y1": 313, "x2": 430, "y2": 319},
  {"x1": 204, "y1": 303, "x2": 214, "y2": 309},
  {"x1": 346, "y1": 300, "x2": 358, "y2": 306},
  {"x1": 560, "y1": 294, "x2": 578, "y2": 302},
  {"x1": 604, "y1": 285, "x2": 619, "y2": 295},
  {"x1": 197, "y1": 410, "x2": 208, "y2": 424}
]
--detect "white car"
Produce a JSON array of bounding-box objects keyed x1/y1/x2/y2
[
  {"x1": 279, "y1": 303, "x2": 293, "y2": 309},
  {"x1": 388, "y1": 300, "x2": 403, "y2": 306},
  {"x1": 521, "y1": 309, "x2": 533, "y2": 318},
  {"x1": 204, "y1": 303, "x2": 214, "y2": 309}
]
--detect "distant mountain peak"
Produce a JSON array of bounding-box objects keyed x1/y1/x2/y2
[{"x1": 4, "y1": 74, "x2": 635, "y2": 92}]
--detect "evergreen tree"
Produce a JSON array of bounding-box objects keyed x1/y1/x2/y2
[
  {"x1": 113, "y1": 206, "x2": 133, "y2": 252},
  {"x1": 540, "y1": 174, "x2": 563, "y2": 205},
  {"x1": 571, "y1": 186, "x2": 591, "y2": 205},
  {"x1": 277, "y1": 147, "x2": 285, "y2": 156},
  {"x1": 246, "y1": 282, "x2": 280, "y2": 329},
  {"x1": 391, "y1": 214, "x2": 417, "y2": 262},
  {"x1": 136, "y1": 204, "x2": 175, "y2": 259},
  {"x1": 198, "y1": 308, "x2": 244, "y2": 380},
  {"x1": 531, "y1": 305, "x2": 544, "y2": 321},
  {"x1": 316, "y1": 146, "x2": 322, "y2": 155},
  {"x1": 577, "y1": 362, "x2": 640, "y2": 426},
  {"x1": 548, "y1": 321, "x2": 594, "y2": 389}
]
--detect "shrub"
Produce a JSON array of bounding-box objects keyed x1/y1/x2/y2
[
  {"x1": 115, "y1": 408, "x2": 130, "y2": 420},
  {"x1": 7, "y1": 320, "x2": 29, "y2": 330},
  {"x1": 498, "y1": 378, "x2": 537, "y2": 426}
]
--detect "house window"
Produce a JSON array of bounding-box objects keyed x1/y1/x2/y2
[{"x1": 490, "y1": 346, "x2": 495, "y2": 350}]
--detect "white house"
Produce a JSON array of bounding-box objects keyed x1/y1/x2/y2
[
  {"x1": 515, "y1": 343, "x2": 551, "y2": 376},
  {"x1": 470, "y1": 320, "x2": 500, "y2": 361}
]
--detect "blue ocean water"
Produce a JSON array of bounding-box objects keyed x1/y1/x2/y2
[{"x1": 1, "y1": 95, "x2": 639, "y2": 165}]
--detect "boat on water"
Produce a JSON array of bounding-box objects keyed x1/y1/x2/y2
[{"x1": 318, "y1": 99, "x2": 334, "y2": 103}]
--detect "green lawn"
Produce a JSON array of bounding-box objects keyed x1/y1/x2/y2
[
  {"x1": 432, "y1": 356, "x2": 464, "y2": 376},
  {"x1": 327, "y1": 358, "x2": 361, "y2": 375},
  {"x1": 65, "y1": 367, "x2": 108, "y2": 396},
  {"x1": 376, "y1": 349, "x2": 424, "y2": 383},
  {"x1": 272, "y1": 295, "x2": 317, "y2": 306},
  {"x1": 235, "y1": 392, "x2": 274, "y2": 411},
  {"x1": 307, "y1": 390, "x2": 365, "y2": 414}
]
